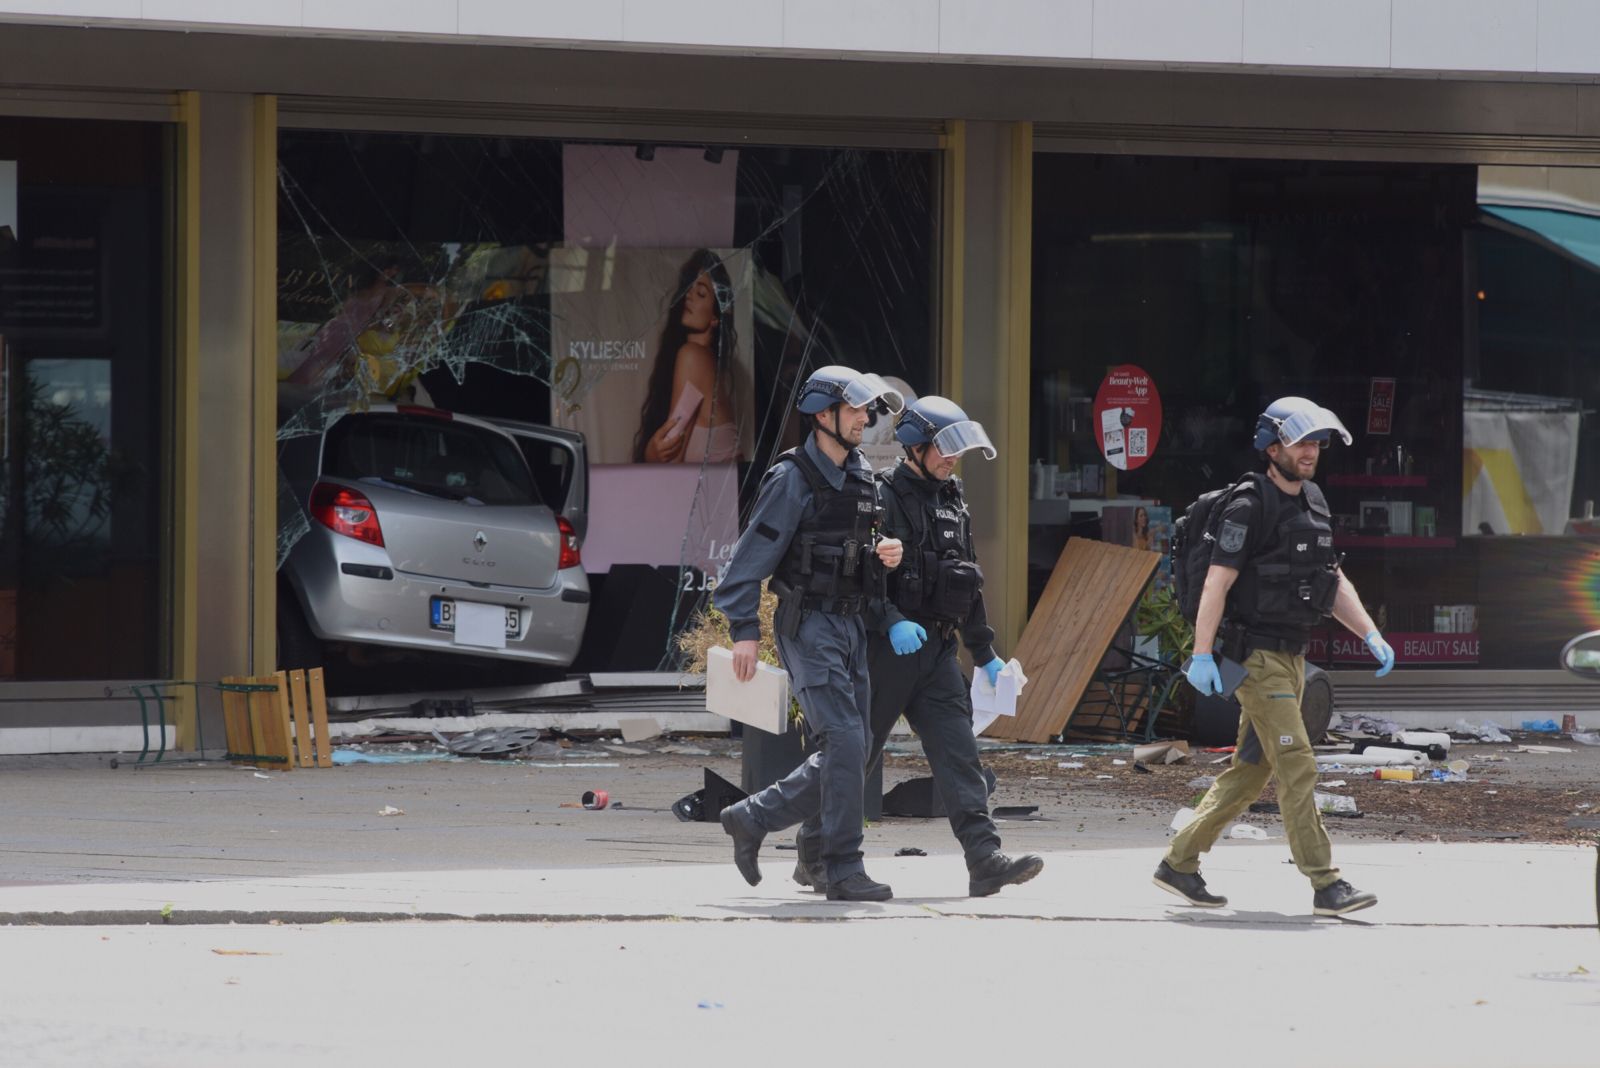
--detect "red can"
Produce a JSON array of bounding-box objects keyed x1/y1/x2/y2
[
  {"x1": 581, "y1": 789, "x2": 609, "y2": 810},
  {"x1": 1563, "y1": 714, "x2": 1578, "y2": 733}
]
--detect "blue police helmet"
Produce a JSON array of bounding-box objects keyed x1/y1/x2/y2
[
  {"x1": 795, "y1": 365, "x2": 905, "y2": 416},
  {"x1": 895, "y1": 395, "x2": 997, "y2": 460},
  {"x1": 1252, "y1": 396, "x2": 1354, "y2": 451}
]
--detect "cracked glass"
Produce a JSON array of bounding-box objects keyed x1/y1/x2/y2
[{"x1": 277, "y1": 132, "x2": 936, "y2": 672}]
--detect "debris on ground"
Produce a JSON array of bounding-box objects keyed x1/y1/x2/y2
[
  {"x1": 1316, "y1": 791, "x2": 1359, "y2": 816},
  {"x1": 332, "y1": 748, "x2": 461, "y2": 765},
  {"x1": 617, "y1": 716, "x2": 662, "y2": 742},
  {"x1": 1133, "y1": 741, "x2": 1190, "y2": 765},
  {"x1": 1454, "y1": 719, "x2": 1512, "y2": 743},
  {"x1": 951, "y1": 730, "x2": 1600, "y2": 843}
]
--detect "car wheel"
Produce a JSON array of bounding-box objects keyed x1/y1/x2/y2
[{"x1": 277, "y1": 591, "x2": 326, "y2": 671}]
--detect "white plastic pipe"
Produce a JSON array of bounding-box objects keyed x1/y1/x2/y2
[{"x1": 1314, "y1": 746, "x2": 1426, "y2": 767}]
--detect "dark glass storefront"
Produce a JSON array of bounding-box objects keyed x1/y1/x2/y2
[
  {"x1": 0, "y1": 117, "x2": 171, "y2": 681},
  {"x1": 1031, "y1": 153, "x2": 1600, "y2": 672},
  {"x1": 276, "y1": 130, "x2": 937, "y2": 671}
]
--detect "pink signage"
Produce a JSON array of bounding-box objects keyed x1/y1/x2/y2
[{"x1": 1309, "y1": 630, "x2": 1479, "y2": 666}]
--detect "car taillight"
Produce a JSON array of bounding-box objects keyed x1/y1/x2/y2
[
  {"x1": 310, "y1": 482, "x2": 385, "y2": 547},
  {"x1": 557, "y1": 515, "x2": 581, "y2": 570}
]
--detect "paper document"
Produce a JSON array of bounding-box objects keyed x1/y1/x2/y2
[
  {"x1": 971, "y1": 658, "x2": 1028, "y2": 736},
  {"x1": 706, "y1": 646, "x2": 791, "y2": 735}
]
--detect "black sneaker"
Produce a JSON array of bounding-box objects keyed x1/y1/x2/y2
[
  {"x1": 968, "y1": 852, "x2": 1045, "y2": 897},
  {"x1": 719, "y1": 804, "x2": 764, "y2": 887},
  {"x1": 1313, "y1": 879, "x2": 1377, "y2": 916},
  {"x1": 1152, "y1": 860, "x2": 1228, "y2": 908},
  {"x1": 825, "y1": 871, "x2": 894, "y2": 902}
]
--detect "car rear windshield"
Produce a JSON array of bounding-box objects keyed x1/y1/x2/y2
[{"x1": 322, "y1": 413, "x2": 541, "y2": 507}]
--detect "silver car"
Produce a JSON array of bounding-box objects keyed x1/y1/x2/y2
[{"x1": 278, "y1": 405, "x2": 589, "y2": 670}]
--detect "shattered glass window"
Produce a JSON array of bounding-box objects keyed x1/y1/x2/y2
[{"x1": 278, "y1": 131, "x2": 936, "y2": 672}]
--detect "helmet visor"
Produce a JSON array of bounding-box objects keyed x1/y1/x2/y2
[
  {"x1": 1274, "y1": 406, "x2": 1352, "y2": 448},
  {"x1": 931, "y1": 420, "x2": 996, "y2": 460},
  {"x1": 840, "y1": 373, "x2": 905, "y2": 415}
]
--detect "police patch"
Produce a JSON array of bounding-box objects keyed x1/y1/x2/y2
[{"x1": 1218, "y1": 520, "x2": 1248, "y2": 555}]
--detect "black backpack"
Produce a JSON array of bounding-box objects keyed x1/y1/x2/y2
[{"x1": 1171, "y1": 473, "x2": 1264, "y2": 624}]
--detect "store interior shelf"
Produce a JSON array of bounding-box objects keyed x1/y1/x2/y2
[
  {"x1": 1335, "y1": 535, "x2": 1457, "y2": 548},
  {"x1": 1327, "y1": 474, "x2": 1428, "y2": 488}
]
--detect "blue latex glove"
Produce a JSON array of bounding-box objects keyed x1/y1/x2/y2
[
  {"x1": 889, "y1": 620, "x2": 927, "y2": 655},
  {"x1": 1184, "y1": 653, "x2": 1223, "y2": 696},
  {"x1": 1364, "y1": 630, "x2": 1395, "y2": 678},
  {"x1": 982, "y1": 658, "x2": 1005, "y2": 687}
]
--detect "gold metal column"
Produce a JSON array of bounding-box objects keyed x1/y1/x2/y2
[
  {"x1": 940, "y1": 119, "x2": 966, "y2": 404},
  {"x1": 172, "y1": 90, "x2": 202, "y2": 749},
  {"x1": 252, "y1": 95, "x2": 278, "y2": 674},
  {"x1": 998, "y1": 122, "x2": 1033, "y2": 648}
]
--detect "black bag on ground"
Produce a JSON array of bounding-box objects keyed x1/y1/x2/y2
[{"x1": 1171, "y1": 473, "x2": 1263, "y2": 624}]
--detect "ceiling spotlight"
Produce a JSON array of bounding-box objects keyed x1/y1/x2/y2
[
  {"x1": 635, "y1": 144, "x2": 656, "y2": 162},
  {"x1": 703, "y1": 147, "x2": 725, "y2": 164}
]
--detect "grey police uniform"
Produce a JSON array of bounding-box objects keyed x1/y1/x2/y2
[
  {"x1": 793, "y1": 461, "x2": 1002, "y2": 866},
  {"x1": 714, "y1": 434, "x2": 878, "y2": 884}
]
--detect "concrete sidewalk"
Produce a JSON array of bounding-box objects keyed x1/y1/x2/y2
[{"x1": 1, "y1": 841, "x2": 1592, "y2": 928}]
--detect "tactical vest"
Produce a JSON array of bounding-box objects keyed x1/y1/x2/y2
[
  {"x1": 771, "y1": 447, "x2": 880, "y2": 609},
  {"x1": 881, "y1": 467, "x2": 984, "y2": 625},
  {"x1": 1226, "y1": 480, "x2": 1339, "y2": 632}
]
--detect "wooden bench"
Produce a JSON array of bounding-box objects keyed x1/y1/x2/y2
[{"x1": 221, "y1": 669, "x2": 333, "y2": 769}]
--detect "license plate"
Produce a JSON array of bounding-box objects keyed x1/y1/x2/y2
[{"x1": 430, "y1": 598, "x2": 519, "y2": 636}]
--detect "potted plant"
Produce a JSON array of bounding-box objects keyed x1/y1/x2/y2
[
  {"x1": 678, "y1": 583, "x2": 808, "y2": 794},
  {"x1": 1133, "y1": 583, "x2": 1197, "y2": 732},
  {"x1": 1133, "y1": 583, "x2": 1193, "y2": 666}
]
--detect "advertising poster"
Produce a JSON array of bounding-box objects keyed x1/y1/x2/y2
[
  {"x1": 1103, "y1": 504, "x2": 1173, "y2": 590},
  {"x1": 556, "y1": 144, "x2": 748, "y2": 582},
  {"x1": 1367, "y1": 377, "x2": 1396, "y2": 435},
  {"x1": 1092, "y1": 364, "x2": 1162, "y2": 471},
  {"x1": 545, "y1": 245, "x2": 753, "y2": 580},
  {"x1": 546, "y1": 245, "x2": 754, "y2": 466}
]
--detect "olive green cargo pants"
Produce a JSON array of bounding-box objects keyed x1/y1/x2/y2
[{"x1": 1164, "y1": 649, "x2": 1340, "y2": 890}]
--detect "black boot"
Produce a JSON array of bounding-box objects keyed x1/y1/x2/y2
[
  {"x1": 792, "y1": 831, "x2": 826, "y2": 891},
  {"x1": 1313, "y1": 879, "x2": 1377, "y2": 916},
  {"x1": 1152, "y1": 860, "x2": 1227, "y2": 907},
  {"x1": 720, "y1": 803, "x2": 764, "y2": 887},
  {"x1": 968, "y1": 851, "x2": 1045, "y2": 897},
  {"x1": 825, "y1": 871, "x2": 893, "y2": 902}
]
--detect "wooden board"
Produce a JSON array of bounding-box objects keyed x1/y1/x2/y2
[
  {"x1": 259, "y1": 672, "x2": 294, "y2": 771},
  {"x1": 984, "y1": 538, "x2": 1160, "y2": 743},
  {"x1": 247, "y1": 678, "x2": 273, "y2": 766},
  {"x1": 306, "y1": 668, "x2": 333, "y2": 768},
  {"x1": 220, "y1": 676, "x2": 251, "y2": 766},
  {"x1": 287, "y1": 669, "x2": 313, "y2": 768}
]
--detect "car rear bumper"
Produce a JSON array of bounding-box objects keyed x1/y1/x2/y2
[{"x1": 287, "y1": 531, "x2": 588, "y2": 666}]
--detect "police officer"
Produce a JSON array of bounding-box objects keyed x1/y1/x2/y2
[
  {"x1": 714, "y1": 365, "x2": 906, "y2": 902},
  {"x1": 788, "y1": 396, "x2": 1045, "y2": 897},
  {"x1": 1155, "y1": 396, "x2": 1395, "y2": 917}
]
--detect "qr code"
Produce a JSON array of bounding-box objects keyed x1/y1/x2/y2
[{"x1": 1128, "y1": 427, "x2": 1148, "y2": 458}]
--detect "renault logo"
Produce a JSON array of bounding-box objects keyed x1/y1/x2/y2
[{"x1": 473, "y1": 530, "x2": 488, "y2": 553}]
